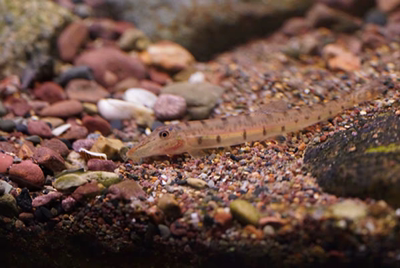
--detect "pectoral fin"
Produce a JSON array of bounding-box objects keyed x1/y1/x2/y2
[{"x1": 187, "y1": 149, "x2": 207, "y2": 159}]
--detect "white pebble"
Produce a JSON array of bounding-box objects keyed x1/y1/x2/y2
[
  {"x1": 188, "y1": 72, "x2": 205, "y2": 83},
  {"x1": 52, "y1": 123, "x2": 71, "y2": 136},
  {"x1": 123, "y1": 88, "x2": 158, "y2": 108},
  {"x1": 97, "y1": 98, "x2": 154, "y2": 126}
]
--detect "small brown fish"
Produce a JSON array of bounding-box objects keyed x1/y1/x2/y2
[{"x1": 127, "y1": 83, "x2": 385, "y2": 163}]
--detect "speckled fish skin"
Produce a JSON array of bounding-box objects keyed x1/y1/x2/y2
[{"x1": 127, "y1": 83, "x2": 385, "y2": 162}]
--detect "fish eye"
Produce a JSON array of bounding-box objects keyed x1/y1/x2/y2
[{"x1": 159, "y1": 130, "x2": 170, "y2": 138}]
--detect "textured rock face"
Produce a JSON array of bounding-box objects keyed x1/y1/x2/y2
[
  {"x1": 89, "y1": 0, "x2": 313, "y2": 60},
  {"x1": 0, "y1": 0, "x2": 75, "y2": 77}
]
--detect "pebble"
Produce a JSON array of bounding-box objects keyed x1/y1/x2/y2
[
  {"x1": 74, "y1": 47, "x2": 146, "y2": 87},
  {"x1": 57, "y1": 21, "x2": 89, "y2": 62},
  {"x1": 186, "y1": 178, "x2": 208, "y2": 189},
  {"x1": 214, "y1": 211, "x2": 233, "y2": 229},
  {"x1": 41, "y1": 138, "x2": 70, "y2": 157},
  {"x1": 52, "y1": 123, "x2": 71, "y2": 137},
  {"x1": 153, "y1": 94, "x2": 187, "y2": 121},
  {"x1": 139, "y1": 80, "x2": 162, "y2": 95},
  {"x1": 33, "y1": 147, "x2": 66, "y2": 173},
  {"x1": 25, "y1": 135, "x2": 41, "y2": 145},
  {"x1": 83, "y1": 102, "x2": 98, "y2": 114},
  {"x1": 61, "y1": 125, "x2": 88, "y2": 140},
  {"x1": 72, "y1": 139, "x2": 95, "y2": 152},
  {"x1": 15, "y1": 124, "x2": 28, "y2": 134},
  {"x1": 108, "y1": 180, "x2": 145, "y2": 200},
  {"x1": 56, "y1": 66, "x2": 95, "y2": 87},
  {"x1": 61, "y1": 196, "x2": 76, "y2": 211},
  {"x1": 97, "y1": 98, "x2": 154, "y2": 126},
  {"x1": 53, "y1": 173, "x2": 88, "y2": 191},
  {"x1": 9, "y1": 160, "x2": 45, "y2": 189},
  {"x1": 162, "y1": 82, "x2": 225, "y2": 120},
  {"x1": 112, "y1": 77, "x2": 139, "y2": 92},
  {"x1": 229, "y1": 199, "x2": 260, "y2": 226},
  {"x1": 90, "y1": 136, "x2": 124, "y2": 159},
  {"x1": 71, "y1": 181, "x2": 103, "y2": 202},
  {"x1": 41, "y1": 117, "x2": 65, "y2": 128},
  {"x1": 158, "y1": 224, "x2": 171, "y2": 239},
  {"x1": 87, "y1": 159, "x2": 117, "y2": 172},
  {"x1": 331, "y1": 200, "x2": 367, "y2": 220},
  {"x1": 322, "y1": 44, "x2": 361, "y2": 72},
  {"x1": 8, "y1": 97, "x2": 31, "y2": 116},
  {"x1": 18, "y1": 142, "x2": 35, "y2": 160},
  {"x1": 32, "y1": 191, "x2": 63, "y2": 207},
  {"x1": 0, "y1": 180, "x2": 13, "y2": 195},
  {"x1": 40, "y1": 100, "x2": 83, "y2": 118},
  {"x1": 33, "y1": 82, "x2": 66, "y2": 104},
  {"x1": 82, "y1": 115, "x2": 111, "y2": 136},
  {"x1": 140, "y1": 41, "x2": 195, "y2": 71},
  {"x1": 83, "y1": 171, "x2": 121, "y2": 188},
  {"x1": 123, "y1": 88, "x2": 158, "y2": 108},
  {"x1": 66, "y1": 79, "x2": 109, "y2": 103},
  {"x1": 118, "y1": 28, "x2": 150, "y2": 51},
  {"x1": 0, "y1": 119, "x2": 16, "y2": 132},
  {"x1": 0, "y1": 101, "x2": 8, "y2": 117},
  {"x1": 0, "y1": 153, "x2": 14, "y2": 173},
  {"x1": 27, "y1": 120, "x2": 53, "y2": 138},
  {"x1": 157, "y1": 194, "x2": 181, "y2": 220},
  {"x1": 263, "y1": 225, "x2": 275, "y2": 236},
  {"x1": 0, "y1": 194, "x2": 18, "y2": 217}
]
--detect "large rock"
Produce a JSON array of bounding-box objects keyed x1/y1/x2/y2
[
  {"x1": 0, "y1": 0, "x2": 75, "y2": 76},
  {"x1": 88, "y1": 0, "x2": 313, "y2": 60},
  {"x1": 304, "y1": 114, "x2": 400, "y2": 207}
]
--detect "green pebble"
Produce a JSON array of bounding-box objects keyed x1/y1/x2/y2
[
  {"x1": 53, "y1": 173, "x2": 88, "y2": 191},
  {"x1": 81, "y1": 171, "x2": 121, "y2": 188},
  {"x1": 0, "y1": 194, "x2": 18, "y2": 217},
  {"x1": 229, "y1": 199, "x2": 260, "y2": 226}
]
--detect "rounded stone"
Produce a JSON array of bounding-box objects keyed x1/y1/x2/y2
[
  {"x1": 0, "y1": 153, "x2": 13, "y2": 173},
  {"x1": 66, "y1": 79, "x2": 109, "y2": 103},
  {"x1": 229, "y1": 199, "x2": 260, "y2": 226},
  {"x1": 41, "y1": 138, "x2": 70, "y2": 157},
  {"x1": 40, "y1": 100, "x2": 83, "y2": 118},
  {"x1": 27, "y1": 120, "x2": 53, "y2": 138},
  {"x1": 82, "y1": 115, "x2": 111, "y2": 136},
  {"x1": 33, "y1": 82, "x2": 66, "y2": 104},
  {"x1": 9, "y1": 160, "x2": 45, "y2": 188},
  {"x1": 0, "y1": 119, "x2": 16, "y2": 132},
  {"x1": 153, "y1": 94, "x2": 187, "y2": 121}
]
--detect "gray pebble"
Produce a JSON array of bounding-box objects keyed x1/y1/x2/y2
[
  {"x1": 0, "y1": 102, "x2": 7, "y2": 117},
  {"x1": 158, "y1": 224, "x2": 171, "y2": 239},
  {"x1": 0, "y1": 120, "x2": 16, "y2": 132}
]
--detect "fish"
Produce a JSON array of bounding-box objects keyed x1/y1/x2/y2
[{"x1": 126, "y1": 82, "x2": 386, "y2": 163}]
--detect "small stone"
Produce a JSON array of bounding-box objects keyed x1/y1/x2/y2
[
  {"x1": 90, "y1": 136, "x2": 125, "y2": 159},
  {"x1": 140, "y1": 41, "x2": 195, "y2": 71},
  {"x1": 61, "y1": 125, "x2": 88, "y2": 140},
  {"x1": 97, "y1": 98, "x2": 154, "y2": 126},
  {"x1": 74, "y1": 47, "x2": 146, "y2": 87},
  {"x1": 244, "y1": 225, "x2": 264, "y2": 239},
  {"x1": 87, "y1": 159, "x2": 117, "y2": 172},
  {"x1": 53, "y1": 173, "x2": 88, "y2": 191},
  {"x1": 40, "y1": 100, "x2": 83, "y2": 118},
  {"x1": 158, "y1": 224, "x2": 171, "y2": 239},
  {"x1": 123, "y1": 88, "x2": 158, "y2": 108},
  {"x1": 112, "y1": 77, "x2": 139, "y2": 92},
  {"x1": 154, "y1": 94, "x2": 187, "y2": 121},
  {"x1": 0, "y1": 180, "x2": 13, "y2": 195},
  {"x1": 162, "y1": 82, "x2": 224, "y2": 120},
  {"x1": 186, "y1": 178, "x2": 208, "y2": 189},
  {"x1": 0, "y1": 194, "x2": 18, "y2": 217},
  {"x1": 66, "y1": 79, "x2": 109, "y2": 103},
  {"x1": 0, "y1": 142, "x2": 16, "y2": 153},
  {"x1": 19, "y1": 212, "x2": 34, "y2": 222},
  {"x1": 7, "y1": 97, "x2": 31, "y2": 116},
  {"x1": 263, "y1": 225, "x2": 275, "y2": 236},
  {"x1": 41, "y1": 138, "x2": 70, "y2": 157},
  {"x1": 83, "y1": 102, "x2": 98, "y2": 114},
  {"x1": 81, "y1": 171, "x2": 121, "y2": 188},
  {"x1": 72, "y1": 139, "x2": 95, "y2": 152},
  {"x1": 364, "y1": 9, "x2": 387, "y2": 26},
  {"x1": 148, "y1": 68, "x2": 171, "y2": 85},
  {"x1": 0, "y1": 153, "x2": 13, "y2": 173},
  {"x1": 56, "y1": 66, "x2": 95, "y2": 87},
  {"x1": 0, "y1": 120, "x2": 16, "y2": 132},
  {"x1": 15, "y1": 124, "x2": 28, "y2": 134},
  {"x1": 71, "y1": 181, "x2": 103, "y2": 202},
  {"x1": 169, "y1": 219, "x2": 187, "y2": 236},
  {"x1": 32, "y1": 191, "x2": 63, "y2": 207},
  {"x1": 258, "y1": 216, "x2": 287, "y2": 228},
  {"x1": 108, "y1": 180, "x2": 145, "y2": 201},
  {"x1": 51, "y1": 124, "x2": 71, "y2": 137},
  {"x1": 157, "y1": 194, "x2": 181, "y2": 219},
  {"x1": 0, "y1": 101, "x2": 8, "y2": 117},
  {"x1": 33, "y1": 82, "x2": 66, "y2": 104},
  {"x1": 15, "y1": 188, "x2": 32, "y2": 212},
  {"x1": 33, "y1": 147, "x2": 66, "y2": 173},
  {"x1": 61, "y1": 196, "x2": 76, "y2": 211},
  {"x1": 27, "y1": 121, "x2": 53, "y2": 138},
  {"x1": 82, "y1": 115, "x2": 111, "y2": 136},
  {"x1": 9, "y1": 160, "x2": 45, "y2": 189},
  {"x1": 118, "y1": 28, "x2": 150, "y2": 51},
  {"x1": 58, "y1": 21, "x2": 89, "y2": 62},
  {"x1": 214, "y1": 211, "x2": 233, "y2": 229},
  {"x1": 229, "y1": 199, "x2": 260, "y2": 226},
  {"x1": 331, "y1": 200, "x2": 367, "y2": 220},
  {"x1": 18, "y1": 143, "x2": 35, "y2": 160}
]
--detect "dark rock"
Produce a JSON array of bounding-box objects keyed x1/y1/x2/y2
[
  {"x1": 110, "y1": 120, "x2": 123, "y2": 130},
  {"x1": 89, "y1": 0, "x2": 313, "y2": 60},
  {"x1": 0, "y1": 120, "x2": 16, "y2": 132},
  {"x1": 0, "y1": 102, "x2": 8, "y2": 117},
  {"x1": 15, "y1": 188, "x2": 32, "y2": 212},
  {"x1": 41, "y1": 138, "x2": 70, "y2": 157},
  {"x1": 56, "y1": 66, "x2": 94, "y2": 87},
  {"x1": 34, "y1": 206, "x2": 53, "y2": 222},
  {"x1": 364, "y1": 9, "x2": 387, "y2": 26},
  {"x1": 15, "y1": 124, "x2": 28, "y2": 134},
  {"x1": 318, "y1": 0, "x2": 375, "y2": 16},
  {"x1": 26, "y1": 135, "x2": 42, "y2": 145},
  {"x1": 304, "y1": 114, "x2": 400, "y2": 207}
]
